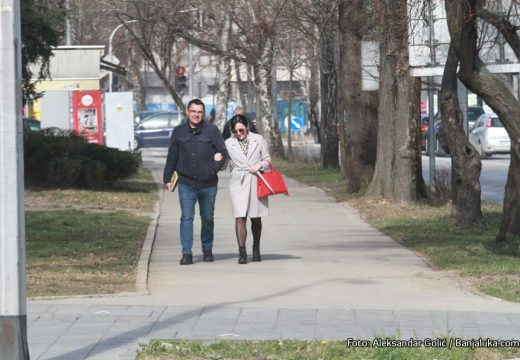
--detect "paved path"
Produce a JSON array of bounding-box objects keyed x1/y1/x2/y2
[{"x1": 28, "y1": 148, "x2": 520, "y2": 359}]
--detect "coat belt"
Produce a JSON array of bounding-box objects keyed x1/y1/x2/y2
[{"x1": 231, "y1": 167, "x2": 250, "y2": 185}]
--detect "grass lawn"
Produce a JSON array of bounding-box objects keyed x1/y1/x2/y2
[
  {"x1": 137, "y1": 339, "x2": 520, "y2": 360},
  {"x1": 275, "y1": 159, "x2": 520, "y2": 303},
  {"x1": 25, "y1": 167, "x2": 157, "y2": 297}
]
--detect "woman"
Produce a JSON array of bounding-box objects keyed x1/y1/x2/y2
[{"x1": 225, "y1": 115, "x2": 271, "y2": 264}]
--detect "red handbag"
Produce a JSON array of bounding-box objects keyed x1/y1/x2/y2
[{"x1": 257, "y1": 162, "x2": 289, "y2": 198}]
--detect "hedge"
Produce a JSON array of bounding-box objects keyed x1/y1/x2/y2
[{"x1": 24, "y1": 128, "x2": 140, "y2": 189}]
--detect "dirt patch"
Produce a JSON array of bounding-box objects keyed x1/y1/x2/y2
[{"x1": 27, "y1": 267, "x2": 135, "y2": 297}]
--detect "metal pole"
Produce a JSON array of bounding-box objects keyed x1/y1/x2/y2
[
  {"x1": 189, "y1": 43, "x2": 193, "y2": 99},
  {"x1": 108, "y1": 20, "x2": 138, "y2": 92},
  {"x1": 178, "y1": 7, "x2": 200, "y2": 100},
  {"x1": 0, "y1": 0, "x2": 30, "y2": 358},
  {"x1": 427, "y1": 79, "x2": 436, "y2": 183},
  {"x1": 65, "y1": 0, "x2": 72, "y2": 45},
  {"x1": 427, "y1": 0, "x2": 436, "y2": 185}
]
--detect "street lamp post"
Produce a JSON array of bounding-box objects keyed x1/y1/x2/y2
[
  {"x1": 179, "y1": 7, "x2": 201, "y2": 99},
  {"x1": 108, "y1": 20, "x2": 138, "y2": 92},
  {"x1": 189, "y1": 43, "x2": 193, "y2": 98},
  {"x1": 427, "y1": 0, "x2": 437, "y2": 185},
  {"x1": 0, "y1": 0, "x2": 30, "y2": 358}
]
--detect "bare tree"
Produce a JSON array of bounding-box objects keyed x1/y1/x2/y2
[
  {"x1": 177, "y1": 0, "x2": 286, "y2": 155},
  {"x1": 173, "y1": 0, "x2": 236, "y2": 129},
  {"x1": 288, "y1": 0, "x2": 339, "y2": 167},
  {"x1": 69, "y1": 0, "x2": 119, "y2": 45},
  {"x1": 276, "y1": 24, "x2": 307, "y2": 160},
  {"x1": 368, "y1": 0, "x2": 424, "y2": 202},
  {"x1": 317, "y1": 0, "x2": 340, "y2": 168},
  {"x1": 230, "y1": 0, "x2": 287, "y2": 157},
  {"x1": 439, "y1": 44, "x2": 482, "y2": 225},
  {"x1": 338, "y1": 0, "x2": 378, "y2": 192},
  {"x1": 445, "y1": 0, "x2": 520, "y2": 240},
  {"x1": 105, "y1": 0, "x2": 194, "y2": 111}
]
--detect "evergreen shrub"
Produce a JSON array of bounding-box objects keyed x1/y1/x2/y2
[{"x1": 24, "y1": 128, "x2": 140, "y2": 189}]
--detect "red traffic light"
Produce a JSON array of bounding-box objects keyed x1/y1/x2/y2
[{"x1": 176, "y1": 66, "x2": 186, "y2": 75}]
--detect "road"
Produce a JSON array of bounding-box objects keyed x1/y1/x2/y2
[
  {"x1": 287, "y1": 142, "x2": 510, "y2": 205},
  {"x1": 422, "y1": 154, "x2": 510, "y2": 204}
]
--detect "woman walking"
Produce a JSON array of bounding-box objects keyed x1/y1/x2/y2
[{"x1": 225, "y1": 115, "x2": 271, "y2": 264}]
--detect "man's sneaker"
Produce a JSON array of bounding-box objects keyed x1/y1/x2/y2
[
  {"x1": 180, "y1": 254, "x2": 193, "y2": 265},
  {"x1": 203, "y1": 250, "x2": 214, "y2": 262}
]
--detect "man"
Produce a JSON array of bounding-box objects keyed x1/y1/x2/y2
[
  {"x1": 222, "y1": 106, "x2": 257, "y2": 140},
  {"x1": 163, "y1": 99, "x2": 228, "y2": 265}
]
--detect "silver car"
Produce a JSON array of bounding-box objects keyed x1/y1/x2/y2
[{"x1": 469, "y1": 113, "x2": 510, "y2": 157}]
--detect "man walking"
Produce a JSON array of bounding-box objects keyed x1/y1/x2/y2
[
  {"x1": 163, "y1": 99, "x2": 228, "y2": 265},
  {"x1": 222, "y1": 106, "x2": 258, "y2": 140}
]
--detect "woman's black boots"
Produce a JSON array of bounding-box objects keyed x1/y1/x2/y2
[
  {"x1": 252, "y1": 239, "x2": 261, "y2": 262},
  {"x1": 238, "y1": 246, "x2": 247, "y2": 264}
]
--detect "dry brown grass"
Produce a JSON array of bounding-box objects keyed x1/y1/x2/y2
[{"x1": 25, "y1": 166, "x2": 156, "y2": 297}]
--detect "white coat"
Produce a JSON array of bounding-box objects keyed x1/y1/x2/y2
[{"x1": 225, "y1": 132, "x2": 271, "y2": 218}]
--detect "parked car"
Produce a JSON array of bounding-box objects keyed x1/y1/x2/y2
[
  {"x1": 134, "y1": 112, "x2": 183, "y2": 150},
  {"x1": 467, "y1": 106, "x2": 486, "y2": 130},
  {"x1": 424, "y1": 120, "x2": 449, "y2": 156},
  {"x1": 469, "y1": 113, "x2": 510, "y2": 157},
  {"x1": 425, "y1": 106, "x2": 485, "y2": 156},
  {"x1": 134, "y1": 110, "x2": 165, "y2": 124}
]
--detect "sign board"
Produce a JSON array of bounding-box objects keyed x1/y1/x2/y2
[
  {"x1": 421, "y1": 100, "x2": 428, "y2": 114},
  {"x1": 408, "y1": 0, "x2": 520, "y2": 76},
  {"x1": 72, "y1": 90, "x2": 103, "y2": 144},
  {"x1": 362, "y1": 0, "x2": 520, "y2": 87},
  {"x1": 41, "y1": 91, "x2": 71, "y2": 129},
  {"x1": 105, "y1": 92, "x2": 134, "y2": 151},
  {"x1": 285, "y1": 115, "x2": 303, "y2": 132}
]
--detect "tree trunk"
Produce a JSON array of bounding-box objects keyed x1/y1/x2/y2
[
  {"x1": 247, "y1": 64, "x2": 255, "y2": 113},
  {"x1": 338, "y1": 0, "x2": 378, "y2": 192},
  {"x1": 368, "y1": 0, "x2": 422, "y2": 202},
  {"x1": 320, "y1": 23, "x2": 339, "y2": 168},
  {"x1": 127, "y1": 50, "x2": 146, "y2": 111},
  {"x1": 214, "y1": 9, "x2": 232, "y2": 131},
  {"x1": 235, "y1": 60, "x2": 249, "y2": 110},
  {"x1": 439, "y1": 44, "x2": 482, "y2": 225},
  {"x1": 446, "y1": 0, "x2": 520, "y2": 240},
  {"x1": 287, "y1": 66, "x2": 294, "y2": 161},
  {"x1": 302, "y1": 51, "x2": 320, "y2": 144},
  {"x1": 253, "y1": 39, "x2": 284, "y2": 158}
]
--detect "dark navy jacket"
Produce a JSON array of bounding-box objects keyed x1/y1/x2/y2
[{"x1": 163, "y1": 121, "x2": 228, "y2": 188}]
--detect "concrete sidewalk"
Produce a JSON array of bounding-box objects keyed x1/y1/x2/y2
[{"x1": 28, "y1": 148, "x2": 520, "y2": 359}]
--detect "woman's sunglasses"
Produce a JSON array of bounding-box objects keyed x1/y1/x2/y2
[{"x1": 232, "y1": 128, "x2": 247, "y2": 134}]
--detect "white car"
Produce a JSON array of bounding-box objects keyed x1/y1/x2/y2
[{"x1": 469, "y1": 113, "x2": 510, "y2": 157}]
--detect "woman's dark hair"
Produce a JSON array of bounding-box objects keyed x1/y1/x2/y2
[{"x1": 229, "y1": 114, "x2": 249, "y2": 131}]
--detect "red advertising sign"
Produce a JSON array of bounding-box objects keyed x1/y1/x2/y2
[
  {"x1": 72, "y1": 91, "x2": 103, "y2": 144},
  {"x1": 420, "y1": 100, "x2": 428, "y2": 114}
]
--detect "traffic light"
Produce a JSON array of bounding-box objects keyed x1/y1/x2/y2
[{"x1": 175, "y1": 66, "x2": 187, "y2": 94}]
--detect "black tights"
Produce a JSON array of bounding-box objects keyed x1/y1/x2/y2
[{"x1": 235, "y1": 217, "x2": 262, "y2": 247}]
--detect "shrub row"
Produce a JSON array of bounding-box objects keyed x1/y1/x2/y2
[{"x1": 24, "y1": 128, "x2": 140, "y2": 189}]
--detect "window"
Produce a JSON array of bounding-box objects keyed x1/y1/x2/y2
[
  {"x1": 168, "y1": 113, "x2": 182, "y2": 127},
  {"x1": 468, "y1": 107, "x2": 485, "y2": 122},
  {"x1": 490, "y1": 117, "x2": 504, "y2": 128},
  {"x1": 142, "y1": 115, "x2": 169, "y2": 129}
]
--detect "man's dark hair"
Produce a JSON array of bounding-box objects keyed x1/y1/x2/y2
[
  {"x1": 187, "y1": 98, "x2": 205, "y2": 113},
  {"x1": 229, "y1": 114, "x2": 249, "y2": 131}
]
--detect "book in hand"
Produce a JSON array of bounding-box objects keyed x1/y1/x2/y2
[{"x1": 169, "y1": 171, "x2": 179, "y2": 192}]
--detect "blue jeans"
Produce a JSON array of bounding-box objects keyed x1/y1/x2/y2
[{"x1": 178, "y1": 183, "x2": 218, "y2": 255}]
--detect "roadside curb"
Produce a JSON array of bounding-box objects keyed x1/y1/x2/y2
[{"x1": 135, "y1": 174, "x2": 164, "y2": 294}]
